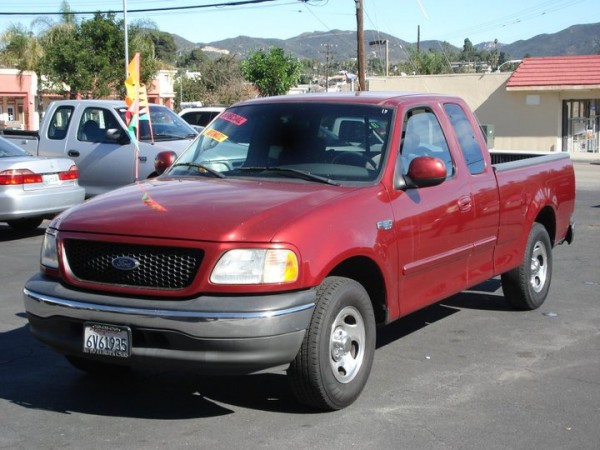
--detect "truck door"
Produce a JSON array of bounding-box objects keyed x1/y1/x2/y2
[
  {"x1": 69, "y1": 106, "x2": 135, "y2": 197},
  {"x1": 442, "y1": 102, "x2": 499, "y2": 287},
  {"x1": 391, "y1": 106, "x2": 474, "y2": 315}
]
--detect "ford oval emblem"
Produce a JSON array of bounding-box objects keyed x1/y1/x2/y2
[{"x1": 111, "y1": 256, "x2": 140, "y2": 271}]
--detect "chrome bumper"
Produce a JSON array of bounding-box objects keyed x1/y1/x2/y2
[{"x1": 23, "y1": 274, "x2": 316, "y2": 373}]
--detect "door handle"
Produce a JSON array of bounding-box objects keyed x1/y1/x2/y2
[
  {"x1": 67, "y1": 150, "x2": 80, "y2": 157},
  {"x1": 458, "y1": 195, "x2": 472, "y2": 212}
]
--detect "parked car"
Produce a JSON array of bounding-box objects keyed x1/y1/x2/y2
[
  {"x1": 0, "y1": 136, "x2": 85, "y2": 231},
  {"x1": 178, "y1": 106, "x2": 226, "y2": 131},
  {"x1": 1, "y1": 100, "x2": 198, "y2": 197}
]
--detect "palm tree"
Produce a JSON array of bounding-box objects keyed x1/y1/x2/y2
[{"x1": 0, "y1": 24, "x2": 43, "y2": 72}]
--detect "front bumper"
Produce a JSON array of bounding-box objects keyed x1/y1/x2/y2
[{"x1": 23, "y1": 273, "x2": 316, "y2": 374}]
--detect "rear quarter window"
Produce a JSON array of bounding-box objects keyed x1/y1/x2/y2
[{"x1": 444, "y1": 103, "x2": 485, "y2": 174}]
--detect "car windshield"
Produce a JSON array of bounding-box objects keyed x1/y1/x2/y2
[
  {"x1": 116, "y1": 105, "x2": 197, "y2": 141},
  {"x1": 165, "y1": 102, "x2": 393, "y2": 184},
  {"x1": 0, "y1": 136, "x2": 31, "y2": 157}
]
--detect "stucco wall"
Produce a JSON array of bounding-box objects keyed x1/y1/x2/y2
[
  {"x1": 0, "y1": 69, "x2": 37, "y2": 130},
  {"x1": 368, "y1": 73, "x2": 564, "y2": 151}
]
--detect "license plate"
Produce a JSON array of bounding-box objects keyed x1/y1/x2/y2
[
  {"x1": 42, "y1": 173, "x2": 60, "y2": 185},
  {"x1": 83, "y1": 323, "x2": 131, "y2": 358}
]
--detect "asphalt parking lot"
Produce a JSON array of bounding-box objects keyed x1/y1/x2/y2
[{"x1": 1, "y1": 161, "x2": 598, "y2": 450}]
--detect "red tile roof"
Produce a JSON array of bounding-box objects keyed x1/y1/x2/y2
[{"x1": 506, "y1": 55, "x2": 600, "y2": 90}]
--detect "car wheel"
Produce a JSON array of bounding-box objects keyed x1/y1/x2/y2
[
  {"x1": 6, "y1": 217, "x2": 43, "y2": 232},
  {"x1": 501, "y1": 222, "x2": 553, "y2": 310},
  {"x1": 287, "y1": 276, "x2": 375, "y2": 411},
  {"x1": 66, "y1": 355, "x2": 130, "y2": 376}
]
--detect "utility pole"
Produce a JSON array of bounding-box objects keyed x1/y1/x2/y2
[
  {"x1": 123, "y1": 0, "x2": 129, "y2": 79},
  {"x1": 355, "y1": 0, "x2": 366, "y2": 91},
  {"x1": 369, "y1": 39, "x2": 389, "y2": 76},
  {"x1": 320, "y1": 44, "x2": 336, "y2": 92}
]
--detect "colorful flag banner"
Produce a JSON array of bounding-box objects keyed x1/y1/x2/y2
[{"x1": 124, "y1": 53, "x2": 154, "y2": 180}]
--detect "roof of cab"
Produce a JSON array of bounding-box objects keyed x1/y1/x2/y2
[{"x1": 232, "y1": 91, "x2": 465, "y2": 108}]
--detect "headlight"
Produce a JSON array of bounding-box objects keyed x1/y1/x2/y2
[
  {"x1": 210, "y1": 249, "x2": 298, "y2": 285},
  {"x1": 41, "y1": 228, "x2": 59, "y2": 269}
]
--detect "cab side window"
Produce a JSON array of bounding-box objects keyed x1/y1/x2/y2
[
  {"x1": 400, "y1": 108, "x2": 454, "y2": 176},
  {"x1": 47, "y1": 105, "x2": 74, "y2": 140},
  {"x1": 444, "y1": 103, "x2": 485, "y2": 174},
  {"x1": 77, "y1": 108, "x2": 115, "y2": 143}
]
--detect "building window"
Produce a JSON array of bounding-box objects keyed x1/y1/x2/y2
[{"x1": 564, "y1": 99, "x2": 599, "y2": 153}]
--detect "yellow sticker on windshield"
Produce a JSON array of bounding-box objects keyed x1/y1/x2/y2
[{"x1": 204, "y1": 129, "x2": 228, "y2": 142}]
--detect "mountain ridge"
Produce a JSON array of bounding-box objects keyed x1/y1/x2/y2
[{"x1": 172, "y1": 22, "x2": 600, "y2": 61}]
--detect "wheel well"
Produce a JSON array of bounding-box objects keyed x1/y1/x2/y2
[
  {"x1": 328, "y1": 256, "x2": 387, "y2": 325},
  {"x1": 535, "y1": 206, "x2": 556, "y2": 246}
]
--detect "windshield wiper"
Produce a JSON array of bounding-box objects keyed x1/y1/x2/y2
[
  {"x1": 153, "y1": 134, "x2": 187, "y2": 141},
  {"x1": 238, "y1": 167, "x2": 339, "y2": 186},
  {"x1": 170, "y1": 162, "x2": 226, "y2": 178}
]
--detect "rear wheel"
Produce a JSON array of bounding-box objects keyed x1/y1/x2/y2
[
  {"x1": 7, "y1": 217, "x2": 43, "y2": 232},
  {"x1": 501, "y1": 223, "x2": 553, "y2": 310},
  {"x1": 287, "y1": 277, "x2": 376, "y2": 411}
]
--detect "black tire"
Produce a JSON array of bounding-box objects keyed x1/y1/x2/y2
[
  {"x1": 65, "y1": 355, "x2": 130, "y2": 377},
  {"x1": 501, "y1": 222, "x2": 553, "y2": 310},
  {"x1": 287, "y1": 276, "x2": 376, "y2": 411},
  {"x1": 7, "y1": 217, "x2": 43, "y2": 232}
]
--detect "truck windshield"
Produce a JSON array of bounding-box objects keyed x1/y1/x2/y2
[
  {"x1": 116, "y1": 105, "x2": 198, "y2": 141},
  {"x1": 165, "y1": 102, "x2": 393, "y2": 184}
]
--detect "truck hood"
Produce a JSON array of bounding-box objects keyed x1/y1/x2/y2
[{"x1": 56, "y1": 177, "x2": 352, "y2": 242}]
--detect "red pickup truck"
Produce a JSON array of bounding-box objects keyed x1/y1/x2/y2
[{"x1": 23, "y1": 92, "x2": 575, "y2": 411}]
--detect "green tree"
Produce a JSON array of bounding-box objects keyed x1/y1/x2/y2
[
  {"x1": 241, "y1": 47, "x2": 301, "y2": 97},
  {"x1": 177, "y1": 48, "x2": 210, "y2": 70},
  {"x1": 462, "y1": 38, "x2": 475, "y2": 62},
  {"x1": 39, "y1": 12, "x2": 157, "y2": 98},
  {"x1": 401, "y1": 48, "x2": 451, "y2": 75},
  {"x1": 174, "y1": 54, "x2": 252, "y2": 108},
  {"x1": 150, "y1": 30, "x2": 177, "y2": 64},
  {"x1": 0, "y1": 24, "x2": 43, "y2": 72},
  {"x1": 367, "y1": 57, "x2": 385, "y2": 75}
]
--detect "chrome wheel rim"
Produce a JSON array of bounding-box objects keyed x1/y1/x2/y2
[
  {"x1": 530, "y1": 240, "x2": 548, "y2": 293},
  {"x1": 329, "y1": 306, "x2": 366, "y2": 383}
]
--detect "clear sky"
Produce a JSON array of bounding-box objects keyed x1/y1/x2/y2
[{"x1": 1, "y1": 0, "x2": 599, "y2": 48}]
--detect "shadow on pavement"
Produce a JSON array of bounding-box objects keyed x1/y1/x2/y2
[
  {"x1": 0, "y1": 224, "x2": 46, "y2": 242},
  {"x1": 1, "y1": 286, "x2": 513, "y2": 417}
]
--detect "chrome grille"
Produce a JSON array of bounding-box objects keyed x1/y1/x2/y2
[{"x1": 63, "y1": 239, "x2": 203, "y2": 289}]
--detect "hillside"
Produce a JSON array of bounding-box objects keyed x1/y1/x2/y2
[
  {"x1": 501, "y1": 22, "x2": 600, "y2": 58},
  {"x1": 172, "y1": 22, "x2": 600, "y2": 61}
]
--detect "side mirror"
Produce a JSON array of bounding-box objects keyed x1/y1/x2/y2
[
  {"x1": 154, "y1": 151, "x2": 177, "y2": 175},
  {"x1": 403, "y1": 156, "x2": 447, "y2": 188},
  {"x1": 106, "y1": 128, "x2": 130, "y2": 145}
]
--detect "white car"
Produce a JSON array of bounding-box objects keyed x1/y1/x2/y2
[
  {"x1": 0, "y1": 136, "x2": 85, "y2": 231},
  {"x1": 178, "y1": 106, "x2": 225, "y2": 131}
]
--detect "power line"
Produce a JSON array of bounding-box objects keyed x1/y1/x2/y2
[{"x1": 0, "y1": 0, "x2": 281, "y2": 16}]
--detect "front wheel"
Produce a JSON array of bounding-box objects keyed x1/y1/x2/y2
[
  {"x1": 501, "y1": 222, "x2": 553, "y2": 310},
  {"x1": 287, "y1": 277, "x2": 376, "y2": 411}
]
